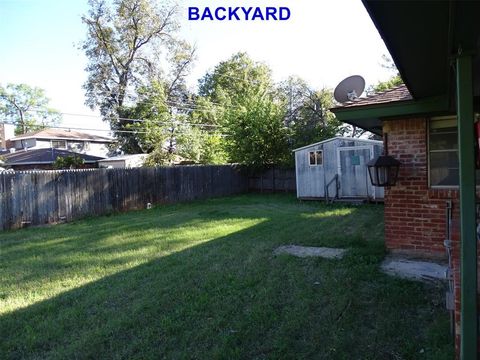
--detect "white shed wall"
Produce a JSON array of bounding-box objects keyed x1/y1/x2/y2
[{"x1": 294, "y1": 138, "x2": 384, "y2": 199}]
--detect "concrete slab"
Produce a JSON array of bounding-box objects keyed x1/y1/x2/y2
[
  {"x1": 381, "y1": 257, "x2": 447, "y2": 282},
  {"x1": 274, "y1": 245, "x2": 346, "y2": 259}
]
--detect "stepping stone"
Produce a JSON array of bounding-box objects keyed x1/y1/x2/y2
[
  {"x1": 381, "y1": 257, "x2": 447, "y2": 282},
  {"x1": 274, "y1": 245, "x2": 346, "y2": 259}
]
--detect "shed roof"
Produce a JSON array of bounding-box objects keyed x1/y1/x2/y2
[{"x1": 292, "y1": 137, "x2": 382, "y2": 152}]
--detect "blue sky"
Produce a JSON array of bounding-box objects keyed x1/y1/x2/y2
[{"x1": 0, "y1": 0, "x2": 392, "y2": 132}]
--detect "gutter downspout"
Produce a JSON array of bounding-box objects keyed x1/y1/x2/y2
[{"x1": 456, "y1": 54, "x2": 478, "y2": 359}]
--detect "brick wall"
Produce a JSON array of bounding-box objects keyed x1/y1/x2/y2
[
  {"x1": 383, "y1": 118, "x2": 457, "y2": 257},
  {"x1": 382, "y1": 117, "x2": 480, "y2": 357}
]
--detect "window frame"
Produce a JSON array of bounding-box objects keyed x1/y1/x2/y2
[
  {"x1": 308, "y1": 150, "x2": 323, "y2": 167},
  {"x1": 428, "y1": 116, "x2": 458, "y2": 188},
  {"x1": 51, "y1": 140, "x2": 67, "y2": 149}
]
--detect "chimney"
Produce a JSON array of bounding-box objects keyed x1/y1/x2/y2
[{"x1": 0, "y1": 123, "x2": 15, "y2": 150}]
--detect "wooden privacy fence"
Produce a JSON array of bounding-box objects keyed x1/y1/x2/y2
[
  {"x1": 0, "y1": 165, "x2": 248, "y2": 231},
  {"x1": 248, "y1": 167, "x2": 296, "y2": 193}
]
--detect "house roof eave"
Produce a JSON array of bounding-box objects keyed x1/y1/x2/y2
[{"x1": 332, "y1": 94, "x2": 451, "y2": 134}]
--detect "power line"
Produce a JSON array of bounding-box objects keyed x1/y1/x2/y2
[
  {"x1": 25, "y1": 108, "x2": 223, "y2": 129},
  {"x1": 4, "y1": 121, "x2": 231, "y2": 137},
  {"x1": 92, "y1": 87, "x2": 250, "y2": 111}
]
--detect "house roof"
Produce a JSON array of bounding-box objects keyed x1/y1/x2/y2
[
  {"x1": 332, "y1": 1, "x2": 480, "y2": 135},
  {"x1": 3, "y1": 148, "x2": 104, "y2": 166},
  {"x1": 335, "y1": 85, "x2": 412, "y2": 109},
  {"x1": 362, "y1": 1, "x2": 450, "y2": 99},
  {"x1": 331, "y1": 84, "x2": 451, "y2": 135},
  {"x1": 10, "y1": 129, "x2": 115, "y2": 143},
  {"x1": 362, "y1": 0, "x2": 480, "y2": 100},
  {"x1": 292, "y1": 137, "x2": 383, "y2": 152}
]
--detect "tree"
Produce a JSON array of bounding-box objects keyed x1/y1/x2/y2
[
  {"x1": 119, "y1": 81, "x2": 216, "y2": 165},
  {"x1": 195, "y1": 52, "x2": 290, "y2": 167},
  {"x1": 369, "y1": 54, "x2": 404, "y2": 93},
  {"x1": 198, "y1": 52, "x2": 274, "y2": 107},
  {"x1": 117, "y1": 81, "x2": 171, "y2": 154},
  {"x1": 276, "y1": 76, "x2": 343, "y2": 149},
  {"x1": 0, "y1": 83, "x2": 61, "y2": 135},
  {"x1": 82, "y1": 0, "x2": 179, "y2": 120},
  {"x1": 372, "y1": 75, "x2": 403, "y2": 93},
  {"x1": 224, "y1": 89, "x2": 290, "y2": 168},
  {"x1": 53, "y1": 155, "x2": 85, "y2": 169},
  {"x1": 198, "y1": 132, "x2": 228, "y2": 164}
]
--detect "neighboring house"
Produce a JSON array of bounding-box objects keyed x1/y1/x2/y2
[
  {"x1": 331, "y1": 1, "x2": 480, "y2": 357},
  {"x1": 98, "y1": 154, "x2": 147, "y2": 168},
  {"x1": 293, "y1": 137, "x2": 383, "y2": 200},
  {"x1": 7, "y1": 128, "x2": 115, "y2": 158},
  {"x1": 2, "y1": 148, "x2": 104, "y2": 171}
]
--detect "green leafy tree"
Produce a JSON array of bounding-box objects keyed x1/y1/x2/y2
[
  {"x1": 373, "y1": 75, "x2": 403, "y2": 93},
  {"x1": 143, "y1": 147, "x2": 176, "y2": 166},
  {"x1": 82, "y1": 0, "x2": 198, "y2": 152},
  {"x1": 196, "y1": 52, "x2": 289, "y2": 167},
  {"x1": 53, "y1": 155, "x2": 85, "y2": 169},
  {"x1": 82, "y1": 0, "x2": 180, "y2": 120},
  {"x1": 198, "y1": 52, "x2": 274, "y2": 108},
  {"x1": 277, "y1": 76, "x2": 343, "y2": 149},
  {"x1": 117, "y1": 81, "x2": 171, "y2": 153},
  {"x1": 186, "y1": 96, "x2": 229, "y2": 164},
  {"x1": 199, "y1": 132, "x2": 228, "y2": 164},
  {"x1": 0, "y1": 83, "x2": 61, "y2": 134},
  {"x1": 119, "y1": 82, "x2": 213, "y2": 165},
  {"x1": 370, "y1": 54, "x2": 404, "y2": 93},
  {"x1": 224, "y1": 90, "x2": 290, "y2": 168}
]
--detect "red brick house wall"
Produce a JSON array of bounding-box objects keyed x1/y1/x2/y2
[
  {"x1": 382, "y1": 116, "x2": 480, "y2": 356},
  {"x1": 383, "y1": 118, "x2": 457, "y2": 257}
]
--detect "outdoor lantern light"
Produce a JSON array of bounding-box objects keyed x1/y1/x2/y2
[{"x1": 367, "y1": 134, "x2": 401, "y2": 187}]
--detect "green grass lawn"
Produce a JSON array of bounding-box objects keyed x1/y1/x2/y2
[{"x1": 0, "y1": 194, "x2": 452, "y2": 359}]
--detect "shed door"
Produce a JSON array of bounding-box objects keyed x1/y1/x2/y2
[{"x1": 337, "y1": 147, "x2": 373, "y2": 198}]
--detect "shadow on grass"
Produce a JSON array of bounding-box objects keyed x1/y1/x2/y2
[{"x1": 0, "y1": 195, "x2": 453, "y2": 359}]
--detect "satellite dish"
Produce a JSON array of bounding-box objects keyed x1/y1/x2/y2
[{"x1": 334, "y1": 75, "x2": 366, "y2": 103}]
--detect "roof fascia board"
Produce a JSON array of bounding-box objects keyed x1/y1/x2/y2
[{"x1": 332, "y1": 95, "x2": 449, "y2": 121}]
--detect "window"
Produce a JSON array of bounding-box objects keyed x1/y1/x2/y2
[
  {"x1": 429, "y1": 117, "x2": 459, "y2": 187},
  {"x1": 51, "y1": 140, "x2": 66, "y2": 149},
  {"x1": 308, "y1": 150, "x2": 323, "y2": 166},
  {"x1": 68, "y1": 141, "x2": 84, "y2": 152},
  {"x1": 429, "y1": 116, "x2": 480, "y2": 187}
]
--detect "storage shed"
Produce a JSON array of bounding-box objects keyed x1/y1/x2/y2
[{"x1": 294, "y1": 137, "x2": 384, "y2": 200}]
